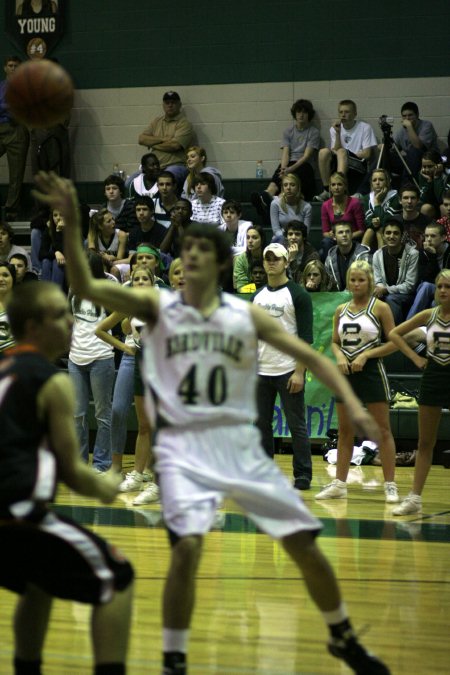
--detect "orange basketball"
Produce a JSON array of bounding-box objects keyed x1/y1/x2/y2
[{"x1": 6, "y1": 59, "x2": 74, "y2": 129}]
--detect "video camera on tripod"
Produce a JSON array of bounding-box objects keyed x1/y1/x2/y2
[
  {"x1": 379, "y1": 115, "x2": 394, "y2": 145},
  {"x1": 377, "y1": 115, "x2": 419, "y2": 189}
]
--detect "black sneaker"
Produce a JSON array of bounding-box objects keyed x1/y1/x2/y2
[
  {"x1": 328, "y1": 636, "x2": 390, "y2": 674},
  {"x1": 294, "y1": 478, "x2": 311, "y2": 491},
  {"x1": 162, "y1": 651, "x2": 186, "y2": 675}
]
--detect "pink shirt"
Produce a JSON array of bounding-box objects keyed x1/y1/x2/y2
[{"x1": 321, "y1": 197, "x2": 365, "y2": 234}]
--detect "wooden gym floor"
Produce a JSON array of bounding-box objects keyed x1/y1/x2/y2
[{"x1": 1, "y1": 455, "x2": 449, "y2": 674}]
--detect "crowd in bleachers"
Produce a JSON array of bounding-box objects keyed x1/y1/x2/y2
[{"x1": 1, "y1": 88, "x2": 449, "y2": 505}]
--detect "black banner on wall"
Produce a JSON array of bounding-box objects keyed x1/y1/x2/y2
[{"x1": 5, "y1": 1, "x2": 64, "y2": 60}]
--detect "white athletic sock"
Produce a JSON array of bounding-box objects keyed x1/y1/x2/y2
[
  {"x1": 322, "y1": 603, "x2": 349, "y2": 626},
  {"x1": 162, "y1": 628, "x2": 189, "y2": 653}
]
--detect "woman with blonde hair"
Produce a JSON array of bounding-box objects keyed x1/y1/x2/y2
[
  {"x1": 181, "y1": 145, "x2": 224, "y2": 201},
  {"x1": 361, "y1": 169, "x2": 401, "y2": 251},
  {"x1": 320, "y1": 171, "x2": 365, "y2": 260},
  {"x1": 269, "y1": 173, "x2": 312, "y2": 241},
  {"x1": 87, "y1": 208, "x2": 127, "y2": 276},
  {"x1": 316, "y1": 260, "x2": 399, "y2": 503},
  {"x1": 390, "y1": 269, "x2": 450, "y2": 515},
  {"x1": 95, "y1": 264, "x2": 159, "y2": 504},
  {"x1": 168, "y1": 258, "x2": 185, "y2": 290},
  {"x1": 300, "y1": 260, "x2": 337, "y2": 292}
]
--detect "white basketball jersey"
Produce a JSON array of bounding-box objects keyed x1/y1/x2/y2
[
  {"x1": 140, "y1": 289, "x2": 259, "y2": 427},
  {"x1": 338, "y1": 297, "x2": 381, "y2": 361},
  {"x1": 426, "y1": 307, "x2": 450, "y2": 366}
]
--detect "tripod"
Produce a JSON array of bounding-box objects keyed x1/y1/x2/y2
[{"x1": 377, "y1": 135, "x2": 419, "y2": 190}]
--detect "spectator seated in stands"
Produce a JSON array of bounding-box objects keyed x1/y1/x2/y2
[
  {"x1": 153, "y1": 171, "x2": 179, "y2": 228},
  {"x1": 284, "y1": 220, "x2": 320, "y2": 284},
  {"x1": 160, "y1": 198, "x2": 193, "y2": 258},
  {"x1": 127, "y1": 196, "x2": 167, "y2": 254},
  {"x1": 398, "y1": 182, "x2": 432, "y2": 249},
  {"x1": 361, "y1": 168, "x2": 401, "y2": 252},
  {"x1": 219, "y1": 200, "x2": 253, "y2": 256},
  {"x1": 315, "y1": 99, "x2": 376, "y2": 201},
  {"x1": 9, "y1": 253, "x2": 38, "y2": 283},
  {"x1": 372, "y1": 219, "x2": 419, "y2": 324},
  {"x1": 39, "y1": 208, "x2": 68, "y2": 290},
  {"x1": 181, "y1": 146, "x2": 224, "y2": 201},
  {"x1": 251, "y1": 98, "x2": 319, "y2": 217},
  {"x1": 238, "y1": 261, "x2": 267, "y2": 294},
  {"x1": 190, "y1": 172, "x2": 225, "y2": 225},
  {"x1": 406, "y1": 222, "x2": 450, "y2": 319},
  {"x1": 300, "y1": 259, "x2": 337, "y2": 292},
  {"x1": 87, "y1": 208, "x2": 127, "y2": 279},
  {"x1": 437, "y1": 189, "x2": 450, "y2": 242},
  {"x1": 131, "y1": 245, "x2": 169, "y2": 288},
  {"x1": 138, "y1": 90, "x2": 193, "y2": 190},
  {"x1": 168, "y1": 257, "x2": 185, "y2": 290},
  {"x1": 128, "y1": 152, "x2": 161, "y2": 199},
  {"x1": 269, "y1": 172, "x2": 312, "y2": 242},
  {"x1": 391, "y1": 101, "x2": 439, "y2": 179},
  {"x1": 417, "y1": 150, "x2": 450, "y2": 219},
  {"x1": 103, "y1": 174, "x2": 138, "y2": 232},
  {"x1": 0, "y1": 221, "x2": 31, "y2": 270},
  {"x1": 233, "y1": 224, "x2": 266, "y2": 292},
  {"x1": 319, "y1": 171, "x2": 365, "y2": 260},
  {"x1": 324, "y1": 221, "x2": 370, "y2": 291}
]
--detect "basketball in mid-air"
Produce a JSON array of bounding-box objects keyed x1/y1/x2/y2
[{"x1": 6, "y1": 59, "x2": 74, "y2": 128}]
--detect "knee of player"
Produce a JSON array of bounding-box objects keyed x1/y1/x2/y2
[{"x1": 172, "y1": 535, "x2": 203, "y2": 571}]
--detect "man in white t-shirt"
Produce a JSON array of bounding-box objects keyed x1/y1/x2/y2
[{"x1": 316, "y1": 99, "x2": 377, "y2": 200}]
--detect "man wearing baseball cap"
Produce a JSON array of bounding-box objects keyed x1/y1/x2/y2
[
  {"x1": 253, "y1": 242, "x2": 314, "y2": 490},
  {"x1": 138, "y1": 90, "x2": 193, "y2": 188}
]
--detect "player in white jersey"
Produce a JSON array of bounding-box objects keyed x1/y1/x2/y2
[
  {"x1": 34, "y1": 172, "x2": 390, "y2": 675},
  {"x1": 390, "y1": 269, "x2": 450, "y2": 515},
  {"x1": 316, "y1": 260, "x2": 399, "y2": 503}
]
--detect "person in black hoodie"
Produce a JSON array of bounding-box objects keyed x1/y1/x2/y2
[{"x1": 406, "y1": 222, "x2": 450, "y2": 318}]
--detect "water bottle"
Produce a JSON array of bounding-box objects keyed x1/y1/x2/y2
[
  {"x1": 113, "y1": 163, "x2": 120, "y2": 176},
  {"x1": 256, "y1": 161, "x2": 264, "y2": 179}
]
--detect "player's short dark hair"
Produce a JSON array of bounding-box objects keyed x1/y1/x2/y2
[
  {"x1": 221, "y1": 199, "x2": 242, "y2": 214},
  {"x1": 290, "y1": 99, "x2": 315, "y2": 121},
  {"x1": 7, "y1": 281, "x2": 56, "y2": 340},
  {"x1": 4, "y1": 55, "x2": 21, "y2": 66},
  {"x1": 140, "y1": 152, "x2": 160, "y2": 168},
  {"x1": 103, "y1": 174, "x2": 125, "y2": 197},
  {"x1": 422, "y1": 149, "x2": 442, "y2": 165},
  {"x1": 284, "y1": 220, "x2": 307, "y2": 239},
  {"x1": 401, "y1": 101, "x2": 419, "y2": 116},
  {"x1": 134, "y1": 195, "x2": 154, "y2": 211},
  {"x1": 157, "y1": 170, "x2": 176, "y2": 185},
  {"x1": 381, "y1": 219, "x2": 404, "y2": 234},
  {"x1": 9, "y1": 252, "x2": 28, "y2": 267},
  {"x1": 399, "y1": 182, "x2": 420, "y2": 198},
  {"x1": 181, "y1": 222, "x2": 232, "y2": 266},
  {"x1": 339, "y1": 99, "x2": 357, "y2": 114},
  {"x1": 425, "y1": 221, "x2": 446, "y2": 237},
  {"x1": 332, "y1": 220, "x2": 353, "y2": 232}
]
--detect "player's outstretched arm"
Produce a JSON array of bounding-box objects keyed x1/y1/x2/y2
[
  {"x1": 40, "y1": 372, "x2": 120, "y2": 503},
  {"x1": 250, "y1": 304, "x2": 381, "y2": 444},
  {"x1": 33, "y1": 172, "x2": 159, "y2": 322}
]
